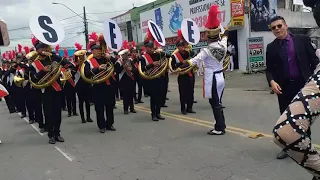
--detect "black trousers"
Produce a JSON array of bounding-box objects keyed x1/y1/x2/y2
[
  {"x1": 61, "y1": 89, "x2": 67, "y2": 109},
  {"x1": 277, "y1": 78, "x2": 305, "y2": 114},
  {"x1": 147, "y1": 78, "x2": 166, "y2": 117},
  {"x1": 93, "y1": 85, "x2": 114, "y2": 129},
  {"x1": 25, "y1": 86, "x2": 35, "y2": 120},
  {"x1": 65, "y1": 84, "x2": 77, "y2": 115},
  {"x1": 208, "y1": 74, "x2": 226, "y2": 132},
  {"x1": 134, "y1": 76, "x2": 144, "y2": 101},
  {"x1": 4, "y1": 92, "x2": 15, "y2": 113},
  {"x1": 120, "y1": 77, "x2": 135, "y2": 111},
  {"x1": 33, "y1": 89, "x2": 45, "y2": 129},
  {"x1": 163, "y1": 75, "x2": 169, "y2": 104},
  {"x1": 42, "y1": 88, "x2": 62, "y2": 138},
  {"x1": 16, "y1": 87, "x2": 26, "y2": 115},
  {"x1": 178, "y1": 75, "x2": 194, "y2": 112},
  {"x1": 7, "y1": 84, "x2": 18, "y2": 111},
  {"x1": 76, "y1": 85, "x2": 91, "y2": 120}
]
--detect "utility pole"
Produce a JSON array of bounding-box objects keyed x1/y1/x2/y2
[{"x1": 83, "y1": 6, "x2": 89, "y2": 49}]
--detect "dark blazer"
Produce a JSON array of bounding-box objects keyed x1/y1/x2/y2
[{"x1": 266, "y1": 34, "x2": 319, "y2": 85}]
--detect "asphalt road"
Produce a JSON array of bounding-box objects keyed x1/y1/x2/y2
[{"x1": 0, "y1": 72, "x2": 317, "y2": 180}]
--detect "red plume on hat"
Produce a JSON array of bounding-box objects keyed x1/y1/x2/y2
[
  {"x1": 8, "y1": 52, "x2": 13, "y2": 60},
  {"x1": 31, "y1": 34, "x2": 39, "y2": 47},
  {"x1": 63, "y1": 49, "x2": 68, "y2": 58},
  {"x1": 24, "y1": 46, "x2": 30, "y2": 54},
  {"x1": 87, "y1": 32, "x2": 99, "y2": 50},
  {"x1": 205, "y1": 5, "x2": 220, "y2": 29},
  {"x1": 18, "y1": 44, "x2": 22, "y2": 53},
  {"x1": 55, "y1": 45, "x2": 60, "y2": 54},
  {"x1": 12, "y1": 50, "x2": 16, "y2": 59},
  {"x1": 74, "y1": 43, "x2": 82, "y2": 51},
  {"x1": 121, "y1": 40, "x2": 130, "y2": 50},
  {"x1": 2, "y1": 53, "x2": 5, "y2": 59},
  {"x1": 141, "y1": 46, "x2": 146, "y2": 54}
]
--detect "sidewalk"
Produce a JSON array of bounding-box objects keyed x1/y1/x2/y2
[{"x1": 169, "y1": 70, "x2": 270, "y2": 91}]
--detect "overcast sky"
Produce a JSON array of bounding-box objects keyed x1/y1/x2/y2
[{"x1": 0, "y1": 0, "x2": 153, "y2": 52}]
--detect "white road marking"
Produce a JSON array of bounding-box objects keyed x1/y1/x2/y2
[
  {"x1": 54, "y1": 147, "x2": 75, "y2": 162},
  {"x1": 17, "y1": 112, "x2": 75, "y2": 162}
]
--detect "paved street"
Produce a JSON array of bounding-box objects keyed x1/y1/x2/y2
[{"x1": 0, "y1": 71, "x2": 318, "y2": 180}]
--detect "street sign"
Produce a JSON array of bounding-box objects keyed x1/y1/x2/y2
[{"x1": 247, "y1": 37, "x2": 265, "y2": 72}]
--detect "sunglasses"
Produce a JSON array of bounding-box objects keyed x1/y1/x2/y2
[{"x1": 270, "y1": 24, "x2": 283, "y2": 30}]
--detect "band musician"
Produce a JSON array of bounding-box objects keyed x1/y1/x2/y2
[
  {"x1": 83, "y1": 33, "x2": 116, "y2": 133},
  {"x1": 139, "y1": 29, "x2": 171, "y2": 121},
  {"x1": 115, "y1": 41, "x2": 138, "y2": 114},
  {"x1": 170, "y1": 29, "x2": 196, "y2": 115},
  {"x1": 29, "y1": 36, "x2": 74, "y2": 144}
]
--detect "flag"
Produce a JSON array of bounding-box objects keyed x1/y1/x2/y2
[{"x1": 0, "y1": 84, "x2": 9, "y2": 98}]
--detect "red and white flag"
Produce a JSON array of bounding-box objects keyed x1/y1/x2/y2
[{"x1": 0, "y1": 84, "x2": 9, "y2": 98}]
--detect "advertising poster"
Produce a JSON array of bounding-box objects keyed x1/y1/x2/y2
[
  {"x1": 250, "y1": 0, "x2": 277, "y2": 31},
  {"x1": 230, "y1": 0, "x2": 244, "y2": 26},
  {"x1": 140, "y1": 0, "x2": 231, "y2": 39},
  {"x1": 247, "y1": 37, "x2": 265, "y2": 71}
]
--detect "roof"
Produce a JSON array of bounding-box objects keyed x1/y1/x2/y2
[{"x1": 111, "y1": 9, "x2": 132, "y2": 20}]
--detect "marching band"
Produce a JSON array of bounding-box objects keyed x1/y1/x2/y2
[{"x1": 0, "y1": 4, "x2": 230, "y2": 144}]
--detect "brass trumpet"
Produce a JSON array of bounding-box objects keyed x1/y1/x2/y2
[
  {"x1": 138, "y1": 50, "x2": 168, "y2": 80},
  {"x1": 13, "y1": 75, "x2": 24, "y2": 87},
  {"x1": 80, "y1": 54, "x2": 114, "y2": 84},
  {"x1": 168, "y1": 44, "x2": 194, "y2": 75}
]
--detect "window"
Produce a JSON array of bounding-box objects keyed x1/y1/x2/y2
[{"x1": 278, "y1": 0, "x2": 285, "y2": 8}]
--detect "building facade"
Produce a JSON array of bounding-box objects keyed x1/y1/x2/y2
[{"x1": 130, "y1": 0, "x2": 318, "y2": 72}]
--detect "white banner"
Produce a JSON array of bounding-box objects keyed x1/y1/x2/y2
[{"x1": 140, "y1": 0, "x2": 230, "y2": 39}]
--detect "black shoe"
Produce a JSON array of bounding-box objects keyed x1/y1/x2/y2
[
  {"x1": 62, "y1": 108, "x2": 67, "y2": 111},
  {"x1": 29, "y1": 120, "x2": 35, "y2": 124},
  {"x1": 166, "y1": 97, "x2": 169, "y2": 100},
  {"x1": 68, "y1": 114, "x2": 72, "y2": 117},
  {"x1": 194, "y1": 101, "x2": 197, "y2": 103},
  {"x1": 106, "y1": 126, "x2": 116, "y2": 131},
  {"x1": 73, "y1": 113, "x2": 78, "y2": 116},
  {"x1": 124, "y1": 111, "x2": 129, "y2": 115},
  {"x1": 55, "y1": 136, "x2": 65, "y2": 142},
  {"x1": 181, "y1": 111, "x2": 187, "y2": 115},
  {"x1": 276, "y1": 150, "x2": 288, "y2": 159},
  {"x1": 138, "y1": 100, "x2": 144, "y2": 103},
  {"x1": 152, "y1": 116, "x2": 159, "y2": 121},
  {"x1": 207, "y1": 129, "x2": 225, "y2": 135},
  {"x1": 113, "y1": 106, "x2": 117, "y2": 109},
  {"x1": 21, "y1": 114, "x2": 26, "y2": 118},
  {"x1": 40, "y1": 128, "x2": 46, "y2": 133},
  {"x1": 49, "y1": 137, "x2": 56, "y2": 144},
  {"x1": 81, "y1": 118, "x2": 86, "y2": 123},
  {"x1": 100, "y1": 128, "x2": 106, "y2": 133},
  {"x1": 162, "y1": 104, "x2": 168, "y2": 107},
  {"x1": 86, "y1": 118, "x2": 93, "y2": 122},
  {"x1": 135, "y1": 101, "x2": 139, "y2": 104},
  {"x1": 186, "y1": 110, "x2": 196, "y2": 113},
  {"x1": 130, "y1": 109, "x2": 137, "y2": 113},
  {"x1": 156, "y1": 114, "x2": 165, "y2": 120}
]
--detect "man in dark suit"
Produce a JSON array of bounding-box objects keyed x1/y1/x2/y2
[{"x1": 266, "y1": 16, "x2": 318, "y2": 159}]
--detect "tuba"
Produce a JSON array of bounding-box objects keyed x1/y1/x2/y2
[
  {"x1": 60, "y1": 69, "x2": 72, "y2": 82},
  {"x1": 13, "y1": 75, "x2": 24, "y2": 87},
  {"x1": 74, "y1": 50, "x2": 87, "y2": 65},
  {"x1": 222, "y1": 54, "x2": 230, "y2": 71},
  {"x1": 27, "y1": 51, "x2": 62, "y2": 89},
  {"x1": 168, "y1": 44, "x2": 194, "y2": 75},
  {"x1": 138, "y1": 49, "x2": 169, "y2": 80},
  {"x1": 79, "y1": 36, "x2": 114, "y2": 84}
]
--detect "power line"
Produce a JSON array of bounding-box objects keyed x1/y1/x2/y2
[
  {"x1": 87, "y1": 9, "x2": 129, "y2": 14},
  {"x1": 8, "y1": 14, "x2": 84, "y2": 32}
]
